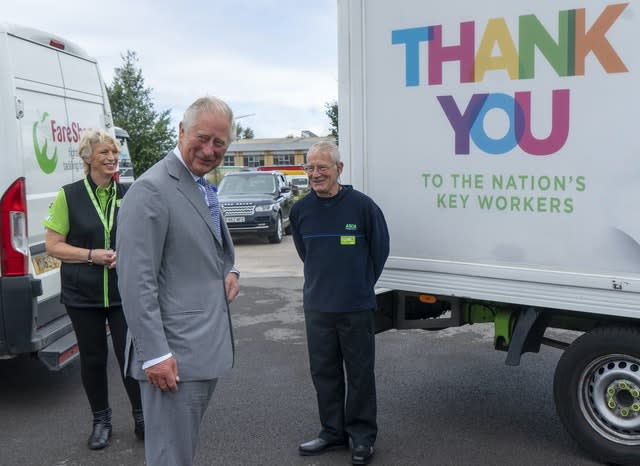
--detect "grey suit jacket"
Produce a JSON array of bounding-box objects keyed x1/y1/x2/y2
[{"x1": 116, "y1": 152, "x2": 235, "y2": 381}]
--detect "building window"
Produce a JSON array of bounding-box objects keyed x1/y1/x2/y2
[
  {"x1": 223, "y1": 154, "x2": 235, "y2": 166},
  {"x1": 244, "y1": 154, "x2": 264, "y2": 167},
  {"x1": 273, "y1": 153, "x2": 294, "y2": 165}
]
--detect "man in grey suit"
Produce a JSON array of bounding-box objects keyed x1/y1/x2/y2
[{"x1": 116, "y1": 96, "x2": 239, "y2": 466}]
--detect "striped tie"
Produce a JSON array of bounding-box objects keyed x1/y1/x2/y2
[{"x1": 197, "y1": 177, "x2": 222, "y2": 240}]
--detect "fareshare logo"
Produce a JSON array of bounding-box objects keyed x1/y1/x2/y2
[{"x1": 32, "y1": 112, "x2": 58, "y2": 174}]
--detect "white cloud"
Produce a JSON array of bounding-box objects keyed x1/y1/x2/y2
[{"x1": 0, "y1": 0, "x2": 338, "y2": 138}]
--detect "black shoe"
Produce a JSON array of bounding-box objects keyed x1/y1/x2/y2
[
  {"x1": 133, "y1": 409, "x2": 144, "y2": 440},
  {"x1": 352, "y1": 445, "x2": 374, "y2": 465},
  {"x1": 87, "y1": 422, "x2": 112, "y2": 450},
  {"x1": 299, "y1": 437, "x2": 348, "y2": 456},
  {"x1": 88, "y1": 408, "x2": 112, "y2": 450}
]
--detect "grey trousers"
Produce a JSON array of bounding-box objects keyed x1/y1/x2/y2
[{"x1": 140, "y1": 379, "x2": 217, "y2": 466}]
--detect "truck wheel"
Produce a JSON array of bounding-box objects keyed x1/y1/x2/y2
[
  {"x1": 553, "y1": 326, "x2": 640, "y2": 465},
  {"x1": 268, "y1": 214, "x2": 283, "y2": 244}
]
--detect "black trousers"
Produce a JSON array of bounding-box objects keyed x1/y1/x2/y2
[
  {"x1": 66, "y1": 305, "x2": 142, "y2": 414},
  {"x1": 304, "y1": 310, "x2": 377, "y2": 447}
]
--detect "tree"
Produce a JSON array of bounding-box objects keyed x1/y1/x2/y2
[
  {"x1": 325, "y1": 100, "x2": 338, "y2": 143},
  {"x1": 107, "y1": 51, "x2": 176, "y2": 177},
  {"x1": 233, "y1": 122, "x2": 255, "y2": 140},
  {"x1": 242, "y1": 127, "x2": 255, "y2": 139}
]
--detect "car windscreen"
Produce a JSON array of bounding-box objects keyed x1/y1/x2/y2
[
  {"x1": 218, "y1": 175, "x2": 276, "y2": 194},
  {"x1": 291, "y1": 178, "x2": 308, "y2": 186}
]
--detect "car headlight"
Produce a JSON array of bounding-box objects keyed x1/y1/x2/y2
[{"x1": 255, "y1": 203, "x2": 276, "y2": 212}]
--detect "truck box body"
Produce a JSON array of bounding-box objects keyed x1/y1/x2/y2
[
  {"x1": 0, "y1": 22, "x2": 114, "y2": 369},
  {"x1": 338, "y1": 1, "x2": 639, "y2": 317},
  {"x1": 339, "y1": 1, "x2": 640, "y2": 464}
]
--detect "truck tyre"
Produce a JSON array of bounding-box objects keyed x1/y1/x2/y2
[
  {"x1": 553, "y1": 326, "x2": 640, "y2": 466},
  {"x1": 268, "y1": 214, "x2": 283, "y2": 244}
]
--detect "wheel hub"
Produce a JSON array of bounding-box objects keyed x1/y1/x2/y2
[
  {"x1": 582, "y1": 356, "x2": 640, "y2": 443},
  {"x1": 605, "y1": 379, "x2": 640, "y2": 418}
]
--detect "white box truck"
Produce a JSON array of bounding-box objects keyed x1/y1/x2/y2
[
  {"x1": 338, "y1": 1, "x2": 640, "y2": 464},
  {"x1": 0, "y1": 22, "x2": 115, "y2": 370}
]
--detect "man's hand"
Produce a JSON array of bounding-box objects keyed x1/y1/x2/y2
[
  {"x1": 144, "y1": 356, "x2": 180, "y2": 392},
  {"x1": 225, "y1": 272, "x2": 240, "y2": 303}
]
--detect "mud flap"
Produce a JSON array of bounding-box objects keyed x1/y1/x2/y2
[
  {"x1": 505, "y1": 307, "x2": 547, "y2": 366},
  {"x1": 375, "y1": 288, "x2": 395, "y2": 333}
]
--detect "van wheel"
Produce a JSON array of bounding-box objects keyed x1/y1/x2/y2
[
  {"x1": 268, "y1": 214, "x2": 283, "y2": 244},
  {"x1": 553, "y1": 326, "x2": 640, "y2": 466}
]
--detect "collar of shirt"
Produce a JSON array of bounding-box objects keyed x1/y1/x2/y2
[
  {"x1": 95, "y1": 186, "x2": 113, "y2": 210},
  {"x1": 173, "y1": 147, "x2": 208, "y2": 202},
  {"x1": 87, "y1": 175, "x2": 114, "y2": 210},
  {"x1": 173, "y1": 146, "x2": 200, "y2": 182},
  {"x1": 95, "y1": 184, "x2": 113, "y2": 195}
]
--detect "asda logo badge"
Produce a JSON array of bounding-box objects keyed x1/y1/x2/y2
[{"x1": 32, "y1": 113, "x2": 83, "y2": 174}]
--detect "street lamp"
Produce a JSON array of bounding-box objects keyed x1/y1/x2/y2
[{"x1": 235, "y1": 113, "x2": 256, "y2": 121}]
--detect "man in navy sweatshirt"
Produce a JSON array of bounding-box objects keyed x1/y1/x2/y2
[{"x1": 291, "y1": 141, "x2": 389, "y2": 465}]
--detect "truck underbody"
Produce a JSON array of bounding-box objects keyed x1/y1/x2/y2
[{"x1": 376, "y1": 289, "x2": 640, "y2": 465}]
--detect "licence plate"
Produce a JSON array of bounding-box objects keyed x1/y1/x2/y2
[
  {"x1": 225, "y1": 216, "x2": 245, "y2": 223},
  {"x1": 32, "y1": 252, "x2": 61, "y2": 274}
]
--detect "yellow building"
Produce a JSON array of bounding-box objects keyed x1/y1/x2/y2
[{"x1": 224, "y1": 135, "x2": 336, "y2": 169}]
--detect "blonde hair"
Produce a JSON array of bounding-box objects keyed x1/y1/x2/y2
[{"x1": 77, "y1": 129, "x2": 120, "y2": 174}]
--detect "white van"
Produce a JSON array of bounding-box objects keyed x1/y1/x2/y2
[
  {"x1": 114, "y1": 126, "x2": 134, "y2": 186},
  {"x1": 0, "y1": 22, "x2": 114, "y2": 369},
  {"x1": 286, "y1": 175, "x2": 309, "y2": 194}
]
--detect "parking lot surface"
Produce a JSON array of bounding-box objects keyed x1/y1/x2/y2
[{"x1": 0, "y1": 236, "x2": 599, "y2": 465}]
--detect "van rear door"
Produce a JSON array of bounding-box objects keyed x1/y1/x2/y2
[
  {"x1": 11, "y1": 33, "x2": 112, "y2": 319},
  {"x1": 0, "y1": 25, "x2": 113, "y2": 368}
]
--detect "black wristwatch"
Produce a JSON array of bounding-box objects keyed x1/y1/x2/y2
[{"x1": 87, "y1": 249, "x2": 93, "y2": 264}]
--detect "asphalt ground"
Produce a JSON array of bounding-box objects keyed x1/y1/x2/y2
[{"x1": 0, "y1": 235, "x2": 599, "y2": 465}]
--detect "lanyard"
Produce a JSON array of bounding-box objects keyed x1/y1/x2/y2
[{"x1": 83, "y1": 177, "x2": 117, "y2": 238}]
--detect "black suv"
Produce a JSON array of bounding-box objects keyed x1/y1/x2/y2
[{"x1": 217, "y1": 171, "x2": 294, "y2": 243}]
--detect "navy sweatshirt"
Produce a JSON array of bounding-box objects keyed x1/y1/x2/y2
[{"x1": 290, "y1": 185, "x2": 390, "y2": 313}]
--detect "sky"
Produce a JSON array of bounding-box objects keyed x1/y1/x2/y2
[{"x1": 2, "y1": 0, "x2": 338, "y2": 139}]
